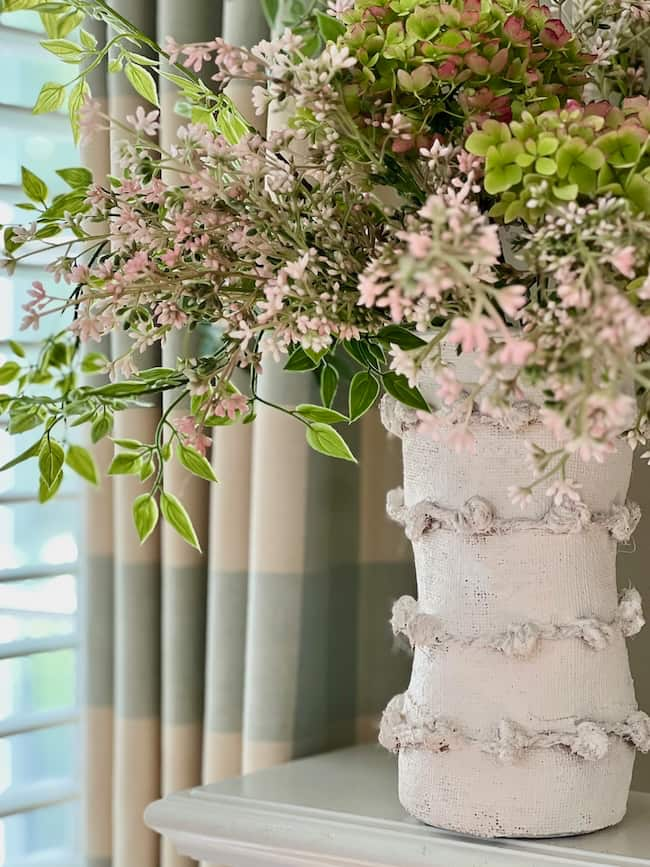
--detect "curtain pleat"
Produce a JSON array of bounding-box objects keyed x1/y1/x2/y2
[
  {"x1": 81, "y1": 4, "x2": 415, "y2": 866},
  {"x1": 81, "y1": 15, "x2": 115, "y2": 867}
]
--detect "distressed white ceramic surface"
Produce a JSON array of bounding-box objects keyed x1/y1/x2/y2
[{"x1": 381, "y1": 357, "x2": 644, "y2": 838}]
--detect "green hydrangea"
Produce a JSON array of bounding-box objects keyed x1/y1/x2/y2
[
  {"x1": 337, "y1": 0, "x2": 592, "y2": 151},
  {"x1": 466, "y1": 98, "x2": 650, "y2": 223}
]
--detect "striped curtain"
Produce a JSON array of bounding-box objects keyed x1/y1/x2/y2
[{"x1": 80, "y1": 3, "x2": 415, "y2": 867}]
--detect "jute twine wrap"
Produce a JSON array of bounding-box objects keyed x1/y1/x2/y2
[{"x1": 379, "y1": 364, "x2": 647, "y2": 838}]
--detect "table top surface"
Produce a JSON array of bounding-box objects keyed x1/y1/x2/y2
[{"x1": 145, "y1": 744, "x2": 650, "y2": 866}]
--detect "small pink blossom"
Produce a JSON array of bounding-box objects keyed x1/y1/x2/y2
[
  {"x1": 446, "y1": 426, "x2": 476, "y2": 453},
  {"x1": 28, "y1": 281, "x2": 46, "y2": 303},
  {"x1": 448, "y1": 316, "x2": 493, "y2": 353},
  {"x1": 327, "y1": 0, "x2": 355, "y2": 16},
  {"x1": 212, "y1": 393, "x2": 249, "y2": 420},
  {"x1": 498, "y1": 284, "x2": 527, "y2": 318},
  {"x1": 546, "y1": 479, "x2": 583, "y2": 506},
  {"x1": 566, "y1": 436, "x2": 612, "y2": 463},
  {"x1": 161, "y1": 247, "x2": 181, "y2": 268},
  {"x1": 70, "y1": 308, "x2": 113, "y2": 343},
  {"x1": 126, "y1": 106, "x2": 160, "y2": 136},
  {"x1": 155, "y1": 301, "x2": 188, "y2": 329},
  {"x1": 182, "y1": 43, "x2": 215, "y2": 73},
  {"x1": 69, "y1": 264, "x2": 90, "y2": 284},
  {"x1": 389, "y1": 346, "x2": 419, "y2": 387},
  {"x1": 498, "y1": 338, "x2": 535, "y2": 367},
  {"x1": 405, "y1": 232, "x2": 432, "y2": 259},
  {"x1": 174, "y1": 415, "x2": 213, "y2": 456},
  {"x1": 609, "y1": 246, "x2": 636, "y2": 279},
  {"x1": 164, "y1": 36, "x2": 183, "y2": 64},
  {"x1": 416, "y1": 410, "x2": 445, "y2": 440},
  {"x1": 508, "y1": 485, "x2": 533, "y2": 509},
  {"x1": 435, "y1": 367, "x2": 463, "y2": 405},
  {"x1": 79, "y1": 98, "x2": 105, "y2": 143}
]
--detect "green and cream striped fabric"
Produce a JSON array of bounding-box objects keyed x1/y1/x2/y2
[{"x1": 80, "y1": 4, "x2": 414, "y2": 866}]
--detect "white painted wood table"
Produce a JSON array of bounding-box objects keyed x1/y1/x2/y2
[{"x1": 145, "y1": 744, "x2": 650, "y2": 867}]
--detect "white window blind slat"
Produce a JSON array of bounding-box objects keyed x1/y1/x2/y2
[
  {"x1": 0, "y1": 780, "x2": 80, "y2": 819},
  {"x1": 0, "y1": 634, "x2": 78, "y2": 660},
  {"x1": 0, "y1": 708, "x2": 79, "y2": 740},
  {"x1": 0, "y1": 564, "x2": 78, "y2": 583}
]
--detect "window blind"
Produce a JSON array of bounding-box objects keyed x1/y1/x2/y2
[{"x1": 0, "y1": 15, "x2": 82, "y2": 867}]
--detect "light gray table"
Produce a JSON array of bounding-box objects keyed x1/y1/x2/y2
[{"x1": 145, "y1": 744, "x2": 650, "y2": 866}]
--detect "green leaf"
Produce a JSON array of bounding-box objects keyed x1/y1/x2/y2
[
  {"x1": 261, "y1": 0, "x2": 279, "y2": 27},
  {"x1": 108, "y1": 452, "x2": 142, "y2": 475},
  {"x1": 8, "y1": 340, "x2": 25, "y2": 358},
  {"x1": 68, "y1": 79, "x2": 90, "y2": 144},
  {"x1": 295, "y1": 403, "x2": 348, "y2": 424},
  {"x1": 626, "y1": 175, "x2": 650, "y2": 214},
  {"x1": 4, "y1": 0, "x2": 51, "y2": 8},
  {"x1": 80, "y1": 352, "x2": 108, "y2": 374},
  {"x1": 0, "y1": 361, "x2": 20, "y2": 385},
  {"x1": 139, "y1": 459, "x2": 155, "y2": 481},
  {"x1": 91, "y1": 414, "x2": 113, "y2": 443},
  {"x1": 3, "y1": 227, "x2": 19, "y2": 254},
  {"x1": 177, "y1": 442, "x2": 218, "y2": 483},
  {"x1": 315, "y1": 10, "x2": 345, "y2": 41},
  {"x1": 33, "y1": 81, "x2": 66, "y2": 115},
  {"x1": 112, "y1": 438, "x2": 143, "y2": 450},
  {"x1": 57, "y1": 166, "x2": 93, "y2": 189},
  {"x1": 0, "y1": 438, "x2": 41, "y2": 472},
  {"x1": 484, "y1": 163, "x2": 522, "y2": 194},
  {"x1": 39, "y1": 469, "x2": 63, "y2": 503},
  {"x1": 96, "y1": 381, "x2": 149, "y2": 397},
  {"x1": 382, "y1": 371, "x2": 429, "y2": 411},
  {"x1": 35, "y1": 224, "x2": 60, "y2": 240},
  {"x1": 133, "y1": 494, "x2": 159, "y2": 544},
  {"x1": 21, "y1": 166, "x2": 48, "y2": 203},
  {"x1": 66, "y1": 444, "x2": 98, "y2": 484},
  {"x1": 79, "y1": 28, "x2": 97, "y2": 49},
  {"x1": 349, "y1": 371, "x2": 380, "y2": 422},
  {"x1": 535, "y1": 156, "x2": 557, "y2": 175},
  {"x1": 552, "y1": 183, "x2": 579, "y2": 201},
  {"x1": 160, "y1": 491, "x2": 201, "y2": 550},
  {"x1": 343, "y1": 339, "x2": 372, "y2": 367},
  {"x1": 8, "y1": 409, "x2": 42, "y2": 434},
  {"x1": 124, "y1": 62, "x2": 159, "y2": 107},
  {"x1": 303, "y1": 346, "x2": 328, "y2": 365},
  {"x1": 41, "y1": 38, "x2": 83, "y2": 63},
  {"x1": 59, "y1": 9, "x2": 84, "y2": 36},
  {"x1": 39, "y1": 437, "x2": 64, "y2": 488},
  {"x1": 578, "y1": 146, "x2": 605, "y2": 171},
  {"x1": 568, "y1": 162, "x2": 597, "y2": 194},
  {"x1": 465, "y1": 130, "x2": 498, "y2": 156},
  {"x1": 39, "y1": 11, "x2": 61, "y2": 37},
  {"x1": 284, "y1": 346, "x2": 318, "y2": 372},
  {"x1": 306, "y1": 423, "x2": 357, "y2": 462},
  {"x1": 137, "y1": 367, "x2": 176, "y2": 380},
  {"x1": 376, "y1": 325, "x2": 427, "y2": 350},
  {"x1": 41, "y1": 190, "x2": 88, "y2": 220},
  {"x1": 365, "y1": 341, "x2": 385, "y2": 366},
  {"x1": 320, "y1": 362, "x2": 339, "y2": 408},
  {"x1": 125, "y1": 51, "x2": 159, "y2": 67}
]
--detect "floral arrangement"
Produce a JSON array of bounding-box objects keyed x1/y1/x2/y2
[{"x1": 0, "y1": 0, "x2": 649, "y2": 547}]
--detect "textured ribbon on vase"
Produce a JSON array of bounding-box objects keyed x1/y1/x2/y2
[
  {"x1": 391, "y1": 591, "x2": 645, "y2": 658},
  {"x1": 386, "y1": 487, "x2": 642, "y2": 542},
  {"x1": 379, "y1": 693, "x2": 650, "y2": 762},
  {"x1": 380, "y1": 394, "x2": 541, "y2": 439}
]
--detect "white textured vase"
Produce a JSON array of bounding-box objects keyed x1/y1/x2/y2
[{"x1": 378, "y1": 357, "x2": 649, "y2": 839}]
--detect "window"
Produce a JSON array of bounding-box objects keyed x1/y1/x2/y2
[{"x1": 0, "y1": 11, "x2": 82, "y2": 867}]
